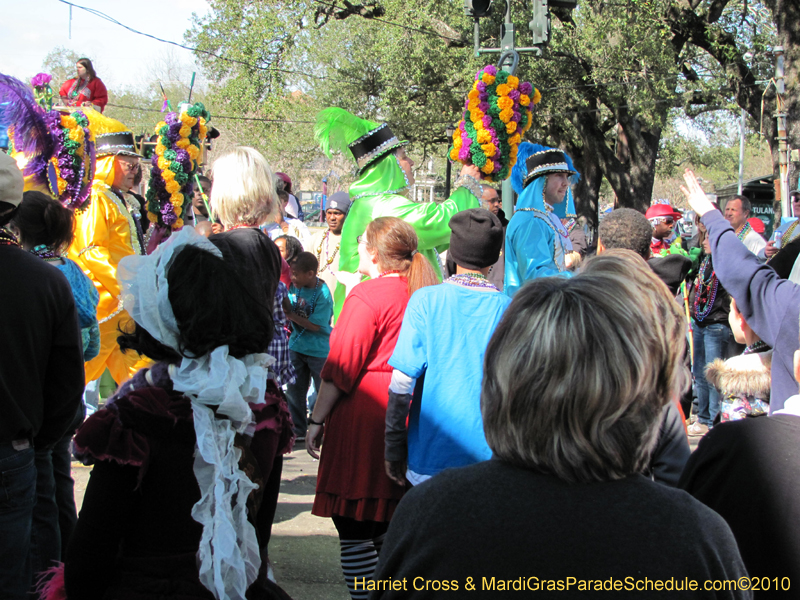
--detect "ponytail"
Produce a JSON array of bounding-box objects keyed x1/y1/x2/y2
[
  {"x1": 405, "y1": 251, "x2": 438, "y2": 296},
  {"x1": 367, "y1": 217, "x2": 439, "y2": 297}
]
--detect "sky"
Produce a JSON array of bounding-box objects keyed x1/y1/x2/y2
[{"x1": 1, "y1": 0, "x2": 210, "y2": 91}]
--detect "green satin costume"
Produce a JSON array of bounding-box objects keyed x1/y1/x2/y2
[{"x1": 334, "y1": 153, "x2": 480, "y2": 318}]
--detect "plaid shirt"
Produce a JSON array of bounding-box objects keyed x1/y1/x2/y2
[{"x1": 268, "y1": 282, "x2": 296, "y2": 387}]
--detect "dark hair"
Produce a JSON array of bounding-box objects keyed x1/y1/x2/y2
[
  {"x1": 275, "y1": 180, "x2": 290, "y2": 204},
  {"x1": 197, "y1": 175, "x2": 212, "y2": 189},
  {"x1": 598, "y1": 208, "x2": 652, "y2": 260},
  {"x1": 12, "y1": 191, "x2": 74, "y2": 253},
  {"x1": 77, "y1": 58, "x2": 97, "y2": 80},
  {"x1": 291, "y1": 251, "x2": 318, "y2": 273},
  {"x1": 119, "y1": 245, "x2": 273, "y2": 362},
  {"x1": 729, "y1": 195, "x2": 751, "y2": 215},
  {"x1": 275, "y1": 235, "x2": 302, "y2": 262}
]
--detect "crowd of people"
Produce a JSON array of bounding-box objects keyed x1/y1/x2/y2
[{"x1": 1, "y1": 63, "x2": 799, "y2": 600}]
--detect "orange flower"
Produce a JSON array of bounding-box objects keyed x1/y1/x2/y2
[
  {"x1": 148, "y1": 212, "x2": 159, "y2": 224},
  {"x1": 187, "y1": 145, "x2": 201, "y2": 160},
  {"x1": 520, "y1": 95, "x2": 531, "y2": 107},
  {"x1": 180, "y1": 114, "x2": 197, "y2": 127},
  {"x1": 179, "y1": 125, "x2": 191, "y2": 138},
  {"x1": 506, "y1": 121, "x2": 518, "y2": 134},
  {"x1": 449, "y1": 147, "x2": 459, "y2": 161},
  {"x1": 165, "y1": 180, "x2": 181, "y2": 194},
  {"x1": 532, "y1": 88, "x2": 542, "y2": 104},
  {"x1": 174, "y1": 218, "x2": 184, "y2": 229},
  {"x1": 476, "y1": 129, "x2": 492, "y2": 144},
  {"x1": 176, "y1": 138, "x2": 190, "y2": 149},
  {"x1": 155, "y1": 143, "x2": 166, "y2": 157},
  {"x1": 506, "y1": 76, "x2": 519, "y2": 89},
  {"x1": 481, "y1": 143, "x2": 497, "y2": 157},
  {"x1": 509, "y1": 133, "x2": 522, "y2": 146},
  {"x1": 162, "y1": 170, "x2": 175, "y2": 181},
  {"x1": 157, "y1": 157, "x2": 170, "y2": 171},
  {"x1": 481, "y1": 159, "x2": 494, "y2": 174},
  {"x1": 62, "y1": 116, "x2": 77, "y2": 129},
  {"x1": 453, "y1": 135, "x2": 463, "y2": 149},
  {"x1": 498, "y1": 96, "x2": 514, "y2": 110},
  {"x1": 496, "y1": 84, "x2": 511, "y2": 97},
  {"x1": 482, "y1": 73, "x2": 496, "y2": 85},
  {"x1": 170, "y1": 192, "x2": 183, "y2": 204},
  {"x1": 499, "y1": 108, "x2": 514, "y2": 123},
  {"x1": 468, "y1": 89, "x2": 480, "y2": 100},
  {"x1": 522, "y1": 110, "x2": 533, "y2": 133}
]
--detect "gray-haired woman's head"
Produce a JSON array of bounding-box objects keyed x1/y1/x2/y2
[{"x1": 481, "y1": 250, "x2": 685, "y2": 483}]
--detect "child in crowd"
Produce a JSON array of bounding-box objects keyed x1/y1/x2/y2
[
  {"x1": 285, "y1": 252, "x2": 333, "y2": 439},
  {"x1": 704, "y1": 298, "x2": 771, "y2": 424}
]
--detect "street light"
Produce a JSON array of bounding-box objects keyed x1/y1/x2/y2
[{"x1": 445, "y1": 123, "x2": 457, "y2": 198}]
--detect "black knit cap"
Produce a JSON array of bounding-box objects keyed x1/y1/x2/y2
[{"x1": 448, "y1": 208, "x2": 504, "y2": 270}]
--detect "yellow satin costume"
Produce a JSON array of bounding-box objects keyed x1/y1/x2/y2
[{"x1": 68, "y1": 155, "x2": 147, "y2": 384}]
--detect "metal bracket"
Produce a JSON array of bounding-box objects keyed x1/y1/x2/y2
[{"x1": 497, "y1": 50, "x2": 520, "y2": 76}]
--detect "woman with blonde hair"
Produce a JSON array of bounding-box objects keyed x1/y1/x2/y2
[
  {"x1": 206, "y1": 146, "x2": 293, "y2": 582},
  {"x1": 371, "y1": 252, "x2": 749, "y2": 599},
  {"x1": 306, "y1": 217, "x2": 437, "y2": 599}
]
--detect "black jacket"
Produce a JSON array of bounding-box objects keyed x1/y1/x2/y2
[{"x1": 0, "y1": 244, "x2": 84, "y2": 446}]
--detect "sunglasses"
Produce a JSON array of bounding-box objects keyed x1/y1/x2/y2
[{"x1": 660, "y1": 217, "x2": 675, "y2": 225}]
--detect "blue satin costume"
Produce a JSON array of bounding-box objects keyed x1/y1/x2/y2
[{"x1": 504, "y1": 144, "x2": 578, "y2": 297}]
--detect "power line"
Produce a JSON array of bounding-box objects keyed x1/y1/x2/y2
[
  {"x1": 57, "y1": 0, "x2": 458, "y2": 93},
  {"x1": 105, "y1": 103, "x2": 316, "y2": 124},
  {"x1": 310, "y1": 0, "x2": 461, "y2": 42}
]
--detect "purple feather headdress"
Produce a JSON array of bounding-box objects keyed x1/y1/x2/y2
[{"x1": 0, "y1": 73, "x2": 53, "y2": 183}]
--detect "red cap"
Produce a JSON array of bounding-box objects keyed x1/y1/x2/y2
[
  {"x1": 748, "y1": 217, "x2": 765, "y2": 234},
  {"x1": 275, "y1": 172, "x2": 291, "y2": 192},
  {"x1": 645, "y1": 203, "x2": 682, "y2": 220}
]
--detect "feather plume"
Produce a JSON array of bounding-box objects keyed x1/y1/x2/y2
[
  {"x1": 0, "y1": 73, "x2": 53, "y2": 180},
  {"x1": 314, "y1": 107, "x2": 379, "y2": 160},
  {"x1": 563, "y1": 151, "x2": 581, "y2": 185},
  {"x1": 511, "y1": 142, "x2": 549, "y2": 194}
]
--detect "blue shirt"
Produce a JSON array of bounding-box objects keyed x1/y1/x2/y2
[
  {"x1": 57, "y1": 258, "x2": 100, "y2": 361},
  {"x1": 288, "y1": 278, "x2": 333, "y2": 358},
  {"x1": 389, "y1": 282, "x2": 511, "y2": 476}
]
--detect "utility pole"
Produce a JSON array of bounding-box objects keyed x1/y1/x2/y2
[
  {"x1": 738, "y1": 108, "x2": 746, "y2": 195},
  {"x1": 464, "y1": 0, "x2": 575, "y2": 216},
  {"x1": 775, "y1": 46, "x2": 790, "y2": 217}
]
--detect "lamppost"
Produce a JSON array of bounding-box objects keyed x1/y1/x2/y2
[{"x1": 444, "y1": 123, "x2": 456, "y2": 198}]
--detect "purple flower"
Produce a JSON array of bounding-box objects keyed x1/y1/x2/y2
[
  {"x1": 175, "y1": 149, "x2": 189, "y2": 163},
  {"x1": 478, "y1": 102, "x2": 490, "y2": 113},
  {"x1": 508, "y1": 90, "x2": 520, "y2": 101},
  {"x1": 476, "y1": 81, "x2": 486, "y2": 93},
  {"x1": 484, "y1": 65, "x2": 497, "y2": 76},
  {"x1": 482, "y1": 115, "x2": 492, "y2": 128},
  {"x1": 519, "y1": 82, "x2": 533, "y2": 96},
  {"x1": 31, "y1": 73, "x2": 52, "y2": 87},
  {"x1": 511, "y1": 111, "x2": 522, "y2": 123},
  {"x1": 163, "y1": 211, "x2": 177, "y2": 226},
  {"x1": 165, "y1": 113, "x2": 179, "y2": 125},
  {"x1": 458, "y1": 146, "x2": 471, "y2": 162}
]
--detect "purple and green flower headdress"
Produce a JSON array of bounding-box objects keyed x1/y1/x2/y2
[{"x1": 450, "y1": 65, "x2": 541, "y2": 182}]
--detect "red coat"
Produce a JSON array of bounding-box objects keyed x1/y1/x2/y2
[{"x1": 59, "y1": 77, "x2": 108, "y2": 112}]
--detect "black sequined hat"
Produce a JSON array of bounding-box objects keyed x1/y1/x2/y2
[
  {"x1": 522, "y1": 149, "x2": 577, "y2": 188},
  {"x1": 347, "y1": 124, "x2": 408, "y2": 173}
]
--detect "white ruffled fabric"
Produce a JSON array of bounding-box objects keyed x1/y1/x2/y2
[
  {"x1": 119, "y1": 228, "x2": 277, "y2": 600},
  {"x1": 171, "y1": 348, "x2": 274, "y2": 600}
]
